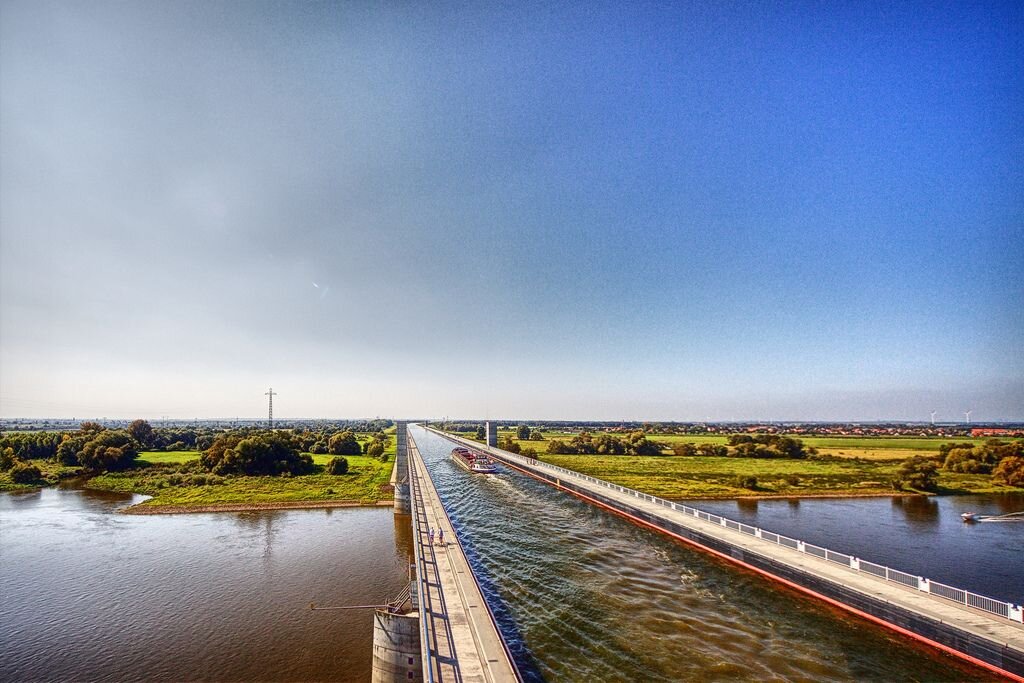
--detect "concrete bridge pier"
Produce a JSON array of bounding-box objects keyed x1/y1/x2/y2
[
  {"x1": 393, "y1": 421, "x2": 411, "y2": 514},
  {"x1": 371, "y1": 610, "x2": 422, "y2": 683}
]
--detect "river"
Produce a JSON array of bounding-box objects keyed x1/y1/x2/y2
[{"x1": 0, "y1": 488, "x2": 410, "y2": 682}]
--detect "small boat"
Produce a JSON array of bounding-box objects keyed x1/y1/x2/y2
[
  {"x1": 451, "y1": 447, "x2": 497, "y2": 474},
  {"x1": 961, "y1": 512, "x2": 983, "y2": 523}
]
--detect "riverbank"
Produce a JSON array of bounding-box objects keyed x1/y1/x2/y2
[{"x1": 121, "y1": 499, "x2": 393, "y2": 514}]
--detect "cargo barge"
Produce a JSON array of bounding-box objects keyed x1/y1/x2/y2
[{"x1": 451, "y1": 447, "x2": 497, "y2": 474}]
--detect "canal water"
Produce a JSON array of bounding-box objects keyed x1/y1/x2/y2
[
  {"x1": 411, "y1": 426, "x2": 1008, "y2": 682},
  {"x1": 0, "y1": 488, "x2": 410, "y2": 682}
]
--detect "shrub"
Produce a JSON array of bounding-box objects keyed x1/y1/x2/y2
[
  {"x1": 992, "y1": 456, "x2": 1024, "y2": 488},
  {"x1": 78, "y1": 430, "x2": 139, "y2": 472},
  {"x1": 897, "y1": 456, "x2": 940, "y2": 492},
  {"x1": 0, "y1": 447, "x2": 15, "y2": 471},
  {"x1": 327, "y1": 456, "x2": 349, "y2": 475},
  {"x1": 202, "y1": 431, "x2": 313, "y2": 476},
  {"x1": 366, "y1": 441, "x2": 385, "y2": 458},
  {"x1": 10, "y1": 461, "x2": 42, "y2": 484},
  {"x1": 328, "y1": 431, "x2": 361, "y2": 456},
  {"x1": 734, "y1": 475, "x2": 758, "y2": 490},
  {"x1": 378, "y1": 453, "x2": 390, "y2": 463},
  {"x1": 785, "y1": 474, "x2": 801, "y2": 487}
]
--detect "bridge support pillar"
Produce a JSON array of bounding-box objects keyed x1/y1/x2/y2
[
  {"x1": 371, "y1": 610, "x2": 422, "y2": 683},
  {"x1": 394, "y1": 421, "x2": 411, "y2": 514},
  {"x1": 394, "y1": 482, "x2": 411, "y2": 514},
  {"x1": 485, "y1": 421, "x2": 498, "y2": 447}
]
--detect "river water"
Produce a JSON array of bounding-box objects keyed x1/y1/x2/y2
[
  {"x1": 1, "y1": 428, "x2": 1018, "y2": 682},
  {"x1": 0, "y1": 488, "x2": 410, "y2": 682}
]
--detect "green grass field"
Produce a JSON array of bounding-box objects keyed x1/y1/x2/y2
[
  {"x1": 88, "y1": 454, "x2": 395, "y2": 508},
  {"x1": 137, "y1": 450, "x2": 199, "y2": 465},
  {"x1": 494, "y1": 430, "x2": 984, "y2": 459},
  {"x1": 542, "y1": 454, "x2": 1010, "y2": 499}
]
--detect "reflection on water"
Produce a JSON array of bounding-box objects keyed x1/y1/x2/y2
[
  {"x1": 412, "y1": 427, "x2": 1002, "y2": 682},
  {"x1": 0, "y1": 490, "x2": 410, "y2": 682},
  {"x1": 736, "y1": 497, "x2": 759, "y2": 513},
  {"x1": 892, "y1": 495, "x2": 940, "y2": 525}
]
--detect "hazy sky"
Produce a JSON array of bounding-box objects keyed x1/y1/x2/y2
[{"x1": 1, "y1": 1, "x2": 1021, "y2": 421}]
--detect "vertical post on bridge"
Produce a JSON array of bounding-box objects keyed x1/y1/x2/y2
[{"x1": 393, "y1": 421, "x2": 411, "y2": 514}]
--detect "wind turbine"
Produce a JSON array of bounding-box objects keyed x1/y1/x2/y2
[
  {"x1": 964, "y1": 410, "x2": 972, "y2": 424},
  {"x1": 930, "y1": 411, "x2": 937, "y2": 426}
]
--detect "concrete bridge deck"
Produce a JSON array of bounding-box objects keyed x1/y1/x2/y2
[
  {"x1": 407, "y1": 433, "x2": 520, "y2": 683},
  {"x1": 431, "y1": 427, "x2": 1024, "y2": 681}
]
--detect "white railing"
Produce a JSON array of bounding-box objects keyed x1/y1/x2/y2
[{"x1": 432, "y1": 428, "x2": 1023, "y2": 625}]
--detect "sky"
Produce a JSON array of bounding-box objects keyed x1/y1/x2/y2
[{"x1": 1, "y1": 0, "x2": 1021, "y2": 422}]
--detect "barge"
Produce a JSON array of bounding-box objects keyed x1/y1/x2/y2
[{"x1": 451, "y1": 447, "x2": 497, "y2": 474}]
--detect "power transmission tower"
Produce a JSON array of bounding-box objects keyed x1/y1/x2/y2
[{"x1": 265, "y1": 388, "x2": 277, "y2": 429}]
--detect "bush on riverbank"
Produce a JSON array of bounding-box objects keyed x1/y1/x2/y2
[
  {"x1": 201, "y1": 432, "x2": 313, "y2": 476},
  {"x1": 941, "y1": 440, "x2": 1023, "y2": 488},
  {"x1": 993, "y1": 456, "x2": 1024, "y2": 487},
  {"x1": 10, "y1": 461, "x2": 42, "y2": 484},
  {"x1": 891, "y1": 456, "x2": 940, "y2": 492}
]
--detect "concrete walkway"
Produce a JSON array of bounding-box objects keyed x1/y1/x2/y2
[{"x1": 408, "y1": 434, "x2": 520, "y2": 683}]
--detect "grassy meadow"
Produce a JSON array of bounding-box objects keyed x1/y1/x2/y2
[
  {"x1": 452, "y1": 428, "x2": 1015, "y2": 499},
  {"x1": 89, "y1": 454, "x2": 395, "y2": 509},
  {"x1": 541, "y1": 454, "x2": 1008, "y2": 499},
  {"x1": 497, "y1": 430, "x2": 981, "y2": 459}
]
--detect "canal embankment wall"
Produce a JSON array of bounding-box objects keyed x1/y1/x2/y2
[{"x1": 429, "y1": 428, "x2": 1024, "y2": 681}]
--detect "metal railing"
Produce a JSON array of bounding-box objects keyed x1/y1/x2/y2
[
  {"x1": 408, "y1": 442, "x2": 461, "y2": 683},
  {"x1": 432, "y1": 428, "x2": 1023, "y2": 625}
]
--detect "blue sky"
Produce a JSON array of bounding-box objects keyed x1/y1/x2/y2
[{"x1": 1, "y1": 0, "x2": 1021, "y2": 420}]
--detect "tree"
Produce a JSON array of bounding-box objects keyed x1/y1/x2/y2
[
  {"x1": 366, "y1": 441, "x2": 385, "y2": 458},
  {"x1": 992, "y1": 456, "x2": 1024, "y2": 488},
  {"x1": 672, "y1": 443, "x2": 698, "y2": 457},
  {"x1": 328, "y1": 431, "x2": 361, "y2": 456},
  {"x1": 79, "y1": 421, "x2": 105, "y2": 435},
  {"x1": 498, "y1": 436, "x2": 521, "y2": 454},
  {"x1": 475, "y1": 426, "x2": 485, "y2": 441},
  {"x1": 1, "y1": 447, "x2": 15, "y2": 471},
  {"x1": 10, "y1": 461, "x2": 42, "y2": 484},
  {"x1": 310, "y1": 441, "x2": 328, "y2": 455},
  {"x1": 56, "y1": 434, "x2": 89, "y2": 466},
  {"x1": 326, "y1": 456, "x2": 349, "y2": 475},
  {"x1": 201, "y1": 432, "x2": 313, "y2": 476},
  {"x1": 530, "y1": 429, "x2": 544, "y2": 441},
  {"x1": 78, "y1": 431, "x2": 139, "y2": 472},
  {"x1": 128, "y1": 419, "x2": 155, "y2": 448},
  {"x1": 516, "y1": 425, "x2": 530, "y2": 440},
  {"x1": 894, "y1": 456, "x2": 940, "y2": 492}
]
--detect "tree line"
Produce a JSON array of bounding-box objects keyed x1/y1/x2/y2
[
  {"x1": 2, "y1": 420, "x2": 394, "y2": 482},
  {"x1": 546, "y1": 431, "x2": 663, "y2": 456}
]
